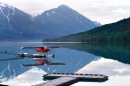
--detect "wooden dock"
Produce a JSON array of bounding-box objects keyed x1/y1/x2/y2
[
  {"x1": 33, "y1": 77, "x2": 80, "y2": 86},
  {"x1": 33, "y1": 73, "x2": 108, "y2": 86},
  {"x1": 43, "y1": 73, "x2": 108, "y2": 82}
]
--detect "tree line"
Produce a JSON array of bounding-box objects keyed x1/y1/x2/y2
[{"x1": 43, "y1": 17, "x2": 130, "y2": 43}]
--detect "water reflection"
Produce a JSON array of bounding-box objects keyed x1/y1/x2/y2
[
  {"x1": 0, "y1": 42, "x2": 44, "y2": 84},
  {"x1": 0, "y1": 42, "x2": 130, "y2": 86},
  {"x1": 64, "y1": 43, "x2": 130, "y2": 65},
  {"x1": 73, "y1": 58, "x2": 130, "y2": 86},
  {"x1": 0, "y1": 42, "x2": 97, "y2": 85},
  {"x1": 1, "y1": 67, "x2": 46, "y2": 86},
  {"x1": 77, "y1": 58, "x2": 130, "y2": 76}
]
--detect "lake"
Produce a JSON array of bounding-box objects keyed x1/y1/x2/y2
[{"x1": 0, "y1": 42, "x2": 130, "y2": 86}]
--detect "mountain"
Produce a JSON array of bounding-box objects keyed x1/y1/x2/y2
[
  {"x1": 0, "y1": 3, "x2": 101, "y2": 41},
  {"x1": 43, "y1": 17, "x2": 130, "y2": 43},
  {"x1": 33, "y1": 5, "x2": 101, "y2": 38},
  {"x1": 0, "y1": 3, "x2": 43, "y2": 41}
]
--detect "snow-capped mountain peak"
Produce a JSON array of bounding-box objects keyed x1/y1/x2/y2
[
  {"x1": 58, "y1": 4, "x2": 70, "y2": 9},
  {"x1": 0, "y1": 2, "x2": 7, "y2": 7},
  {"x1": 33, "y1": 4, "x2": 101, "y2": 38},
  {"x1": 0, "y1": 2, "x2": 13, "y2": 8},
  {"x1": 0, "y1": 2, "x2": 16, "y2": 15}
]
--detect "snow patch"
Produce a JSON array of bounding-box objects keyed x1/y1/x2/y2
[
  {"x1": 52, "y1": 70, "x2": 56, "y2": 72},
  {"x1": 0, "y1": 3, "x2": 7, "y2": 7},
  {"x1": 10, "y1": 6, "x2": 15, "y2": 15},
  {"x1": 93, "y1": 21, "x2": 101, "y2": 26},
  {"x1": 0, "y1": 7, "x2": 6, "y2": 17},
  {"x1": 1, "y1": 63, "x2": 9, "y2": 78},
  {"x1": 48, "y1": 67, "x2": 50, "y2": 71},
  {"x1": 7, "y1": 63, "x2": 11, "y2": 75},
  {"x1": 47, "y1": 13, "x2": 49, "y2": 16},
  {"x1": 0, "y1": 3, "x2": 13, "y2": 8},
  {"x1": 13, "y1": 69, "x2": 16, "y2": 78},
  {"x1": 7, "y1": 9, "x2": 13, "y2": 29},
  {"x1": 52, "y1": 11, "x2": 55, "y2": 13},
  {"x1": 0, "y1": 3, "x2": 14, "y2": 30},
  {"x1": 76, "y1": 17, "x2": 82, "y2": 23}
]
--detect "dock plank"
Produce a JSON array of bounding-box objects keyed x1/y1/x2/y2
[{"x1": 33, "y1": 77, "x2": 80, "y2": 86}]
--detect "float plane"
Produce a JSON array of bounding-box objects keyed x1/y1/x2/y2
[
  {"x1": 21, "y1": 45, "x2": 65, "y2": 53},
  {"x1": 0, "y1": 51, "x2": 54, "y2": 62},
  {"x1": 21, "y1": 59, "x2": 65, "y2": 67}
]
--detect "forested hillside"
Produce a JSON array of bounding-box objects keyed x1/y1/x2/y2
[{"x1": 44, "y1": 17, "x2": 130, "y2": 43}]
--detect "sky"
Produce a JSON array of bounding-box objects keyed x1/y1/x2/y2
[{"x1": 0, "y1": 0, "x2": 130, "y2": 25}]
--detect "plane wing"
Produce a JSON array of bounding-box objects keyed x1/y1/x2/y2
[
  {"x1": 20, "y1": 47, "x2": 42, "y2": 49},
  {"x1": 21, "y1": 63, "x2": 45, "y2": 67},
  {"x1": 47, "y1": 45, "x2": 65, "y2": 48},
  {"x1": 21, "y1": 46, "x2": 65, "y2": 49}
]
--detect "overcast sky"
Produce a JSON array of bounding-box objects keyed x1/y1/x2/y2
[{"x1": 0, "y1": 0, "x2": 130, "y2": 25}]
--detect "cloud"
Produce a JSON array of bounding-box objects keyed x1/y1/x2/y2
[
  {"x1": 0, "y1": 0, "x2": 130, "y2": 24},
  {"x1": 80, "y1": 3, "x2": 130, "y2": 24},
  {"x1": 77, "y1": 58, "x2": 130, "y2": 76},
  {"x1": 1, "y1": 67, "x2": 46, "y2": 86}
]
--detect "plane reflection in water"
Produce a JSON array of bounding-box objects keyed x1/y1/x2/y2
[{"x1": 21, "y1": 59, "x2": 65, "y2": 67}]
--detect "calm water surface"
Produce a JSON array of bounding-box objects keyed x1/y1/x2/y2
[{"x1": 0, "y1": 42, "x2": 130, "y2": 86}]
